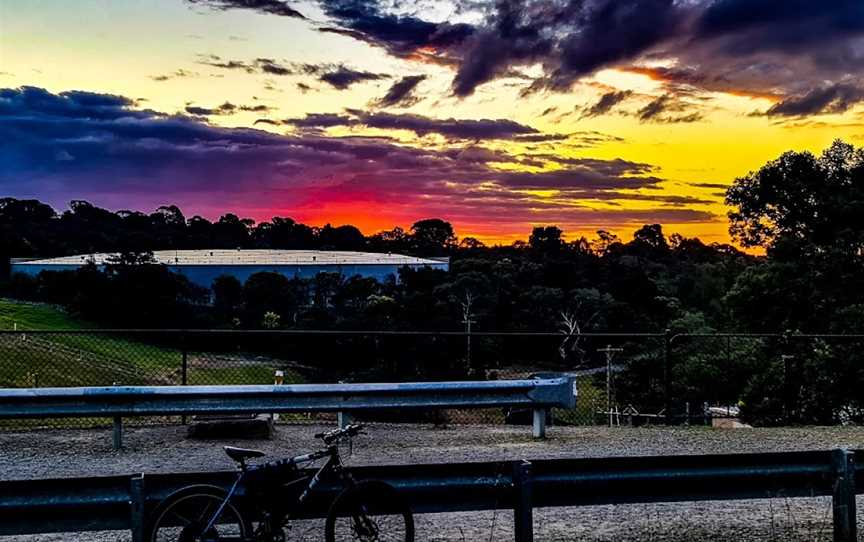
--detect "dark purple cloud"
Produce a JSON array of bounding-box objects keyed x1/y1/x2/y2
[
  {"x1": 186, "y1": 0, "x2": 304, "y2": 18},
  {"x1": 280, "y1": 0, "x2": 864, "y2": 112},
  {"x1": 582, "y1": 90, "x2": 633, "y2": 117},
  {"x1": 635, "y1": 94, "x2": 703, "y2": 123},
  {"x1": 316, "y1": 0, "x2": 473, "y2": 58},
  {"x1": 541, "y1": 0, "x2": 682, "y2": 92},
  {"x1": 315, "y1": 65, "x2": 387, "y2": 89},
  {"x1": 0, "y1": 86, "x2": 718, "y2": 230},
  {"x1": 374, "y1": 75, "x2": 426, "y2": 107},
  {"x1": 280, "y1": 109, "x2": 540, "y2": 140},
  {"x1": 763, "y1": 82, "x2": 864, "y2": 117}
]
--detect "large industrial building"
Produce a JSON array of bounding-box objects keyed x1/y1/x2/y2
[{"x1": 10, "y1": 250, "x2": 449, "y2": 288}]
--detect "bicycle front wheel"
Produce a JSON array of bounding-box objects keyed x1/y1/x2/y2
[
  {"x1": 325, "y1": 480, "x2": 414, "y2": 542},
  {"x1": 148, "y1": 485, "x2": 252, "y2": 542}
]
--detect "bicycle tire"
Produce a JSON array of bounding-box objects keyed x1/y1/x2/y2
[
  {"x1": 147, "y1": 484, "x2": 253, "y2": 542},
  {"x1": 324, "y1": 480, "x2": 414, "y2": 542}
]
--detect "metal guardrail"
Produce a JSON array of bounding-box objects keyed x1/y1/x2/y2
[
  {"x1": 0, "y1": 449, "x2": 858, "y2": 541},
  {"x1": 0, "y1": 377, "x2": 576, "y2": 447}
]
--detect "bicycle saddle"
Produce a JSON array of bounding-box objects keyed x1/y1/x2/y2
[{"x1": 224, "y1": 446, "x2": 266, "y2": 462}]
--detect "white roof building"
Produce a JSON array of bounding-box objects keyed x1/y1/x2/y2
[{"x1": 11, "y1": 250, "x2": 449, "y2": 287}]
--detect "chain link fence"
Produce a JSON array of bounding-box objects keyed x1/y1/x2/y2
[{"x1": 1, "y1": 330, "x2": 863, "y2": 430}]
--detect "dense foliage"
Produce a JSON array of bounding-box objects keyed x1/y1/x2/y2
[{"x1": 0, "y1": 198, "x2": 751, "y2": 333}]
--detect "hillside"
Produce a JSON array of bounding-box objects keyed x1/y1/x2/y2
[
  {"x1": 0, "y1": 298, "x2": 92, "y2": 330},
  {"x1": 0, "y1": 299, "x2": 288, "y2": 389}
]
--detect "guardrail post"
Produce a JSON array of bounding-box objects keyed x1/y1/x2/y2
[
  {"x1": 130, "y1": 473, "x2": 145, "y2": 542},
  {"x1": 832, "y1": 448, "x2": 857, "y2": 542},
  {"x1": 181, "y1": 331, "x2": 188, "y2": 425},
  {"x1": 532, "y1": 409, "x2": 546, "y2": 439},
  {"x1": 113, "y1": 416, "x2": 123, "y2": 451},
  {"x1": 338, "y1": 411, "x2": 353, "y2": 429},
  {"x1": 512, "y1": 460, "x2": 533, "y2": 542},
  {"x1": 663, "y1": 329, "x2": 672, "y2": 425}
]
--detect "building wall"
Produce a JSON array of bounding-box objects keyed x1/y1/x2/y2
[{"x1": 9, "y1": 262, "x2": 449, "y2": 289}]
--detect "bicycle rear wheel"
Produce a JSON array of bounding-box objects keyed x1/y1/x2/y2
[
  {"x1": 325, "y1": 480, "x2": 414, "y2": 542},
  {"x1": 148, "y1": 485, "x2": 252, "y2": 542}
]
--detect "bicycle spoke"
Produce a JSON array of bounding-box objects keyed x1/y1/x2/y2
[
  {"x1": 197, "y1": 501, "x2": 217, "y2": 523},
  {"x1": 171, "y1": 510, "x2": 194, "y2": 526}
]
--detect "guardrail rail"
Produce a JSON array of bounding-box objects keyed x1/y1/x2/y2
[
  {"x1": 0, "y1": 376, "x2": 577, "y2": 447},
  {"x1": 0, "y1": 449, "x2": 858, "y2": 542}
]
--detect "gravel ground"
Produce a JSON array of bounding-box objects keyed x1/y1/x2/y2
[{"x1": 3, "y1": 423, "x2": 864, "y2": 541}]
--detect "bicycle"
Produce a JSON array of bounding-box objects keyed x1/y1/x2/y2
[{"x1": 147, "y1": 424, "x2": 414, "y2": 541}]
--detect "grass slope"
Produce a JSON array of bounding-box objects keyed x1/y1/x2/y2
[{"x1": 0, "y1": 298, "x2": 299, "y2": 388}]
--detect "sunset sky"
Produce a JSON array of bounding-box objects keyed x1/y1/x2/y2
[{"x1": 2, "y1": 0, "x2": 864, "y2": 244}]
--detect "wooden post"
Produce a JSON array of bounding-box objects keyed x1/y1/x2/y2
[
  {"x1": 532, "y1": 409, "x2": 546, "y2": 439},
  {"x1": 832, "y1": 448, "x2": 857, "y2": 542},
  {"x1": 512, "y1": 460, "x2": 533, "y2": 542},
  {"x1": 129, "y1": 474, "x2": 145, "y2": 542}
]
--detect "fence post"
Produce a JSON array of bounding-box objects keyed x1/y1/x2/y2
[
  {"x1": 512, "y1": 460, "x2": 533, "y2": 542},
  {"x1": 129, "y1": 474, "x2": 145, "y2": 542},
  {"x1": 532, "y1": 409, "x2": 546, "y2": 439},
  {"x1": 663, "y1": 329, "x2": 672, "y2": 425},
  {"x1": 832, "y1": 448, "x2": 857, "y2": 542}
]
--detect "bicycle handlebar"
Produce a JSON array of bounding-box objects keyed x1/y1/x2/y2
[{"x1": 314, "y1": 423, "x2": 365, "y2": 444}]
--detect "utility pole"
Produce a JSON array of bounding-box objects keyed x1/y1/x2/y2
[
  {"x1": 598, "y1": 345, "x2": 623, "y2": 427},
  {"x1": 461, "y1": 292, "x2": 476, "y2": 373}
]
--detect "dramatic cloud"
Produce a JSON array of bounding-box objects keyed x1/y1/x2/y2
[
  {"x1": 636, "y1": 94, "x2": 703, "y2": 123},
  {"x1": 763, "y1": 82, "x2": 864, "y2": 117},
  {"x1": 512, "y1": 0, "x2": 681, "y2": 94},
  {"x1": 0, "y1": 86, "x2": 715, "y2": 232},
  {"x1": 582, "y1": 90, "x2": 633, "y2": 118},
  {"x1": 300, "y1": 0, "x2": 864, "y2": 110},
  {"x1": 315, "y1": 65, "x2": 387, "y2": 90},
  {"x1": 374, "y1": 75, "x2": 426, "y2": 107},
  {"x1": 316, "y1": 0, "x2": 474, "y2": 59},
  {"x1": 186, "y1": 0, "x2": 304, "y2": 18},
  {"x1": 637, "y1": 95, "x2": 672, "y2": 121},
  {"x1": 280, "y1": 109, "x2": 541, "y2": 140}
]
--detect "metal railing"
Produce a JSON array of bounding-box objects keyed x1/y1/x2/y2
[
  {"x1": 0, "y1": 377, "x2": 576, "y2": 447},
  {"x1": 0, "y1": 449, "x2": 859, "y2": 541},
  {"x1": 4, "y1": 328, "x2": 864, "y2": 429}
]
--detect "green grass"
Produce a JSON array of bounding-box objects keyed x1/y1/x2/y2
[
  {"x1": 187, "y1": 365, "x2": 305, "y2": 386},
  {"x1": 0, "y1": 298, "x2": 300, "y2": 389},
  {"x1": 0, "y1": 298, "x2": 92, "y2": 330}
]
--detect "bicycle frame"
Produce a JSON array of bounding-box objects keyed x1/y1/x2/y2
[{"x1": 199, "y1": 445, "x2": 351, "y2": 541}]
